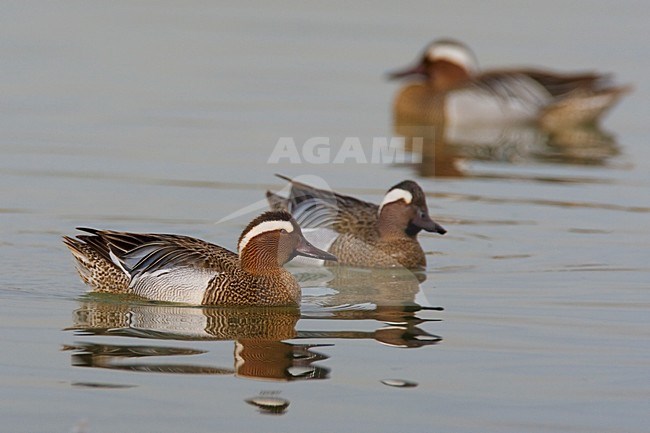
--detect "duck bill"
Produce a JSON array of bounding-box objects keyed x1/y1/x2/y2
[
  {"x1": 414, "y1": 213, "x2": 447, "y2": 235},
  {"x1": 295, "y1": 237, "x2": 338, "y2": 262},
  {"x1": 387, "y1": 62, "x2": 427, "y2": 80}
]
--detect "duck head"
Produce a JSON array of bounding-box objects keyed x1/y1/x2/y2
[
  {"x1": 388, "y1": 39, "x2": 479, "y2": 91},
  {"x1": 238, "y1": 211, "x2": 337, "y2": 273},
  {"x1": 377, "y1": 181, "x2": 446, "y2": 239}
]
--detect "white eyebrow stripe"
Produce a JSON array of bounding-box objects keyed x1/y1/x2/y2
[
  {"x1": 238, "y1": 220, "x2": 294, "y2": 254},
  {"x1": 378, "y1": 188, "x2": 413, "y2": 213},
  {"x1": 427, "y1": 44, "x2": 478, "y2": 74}
]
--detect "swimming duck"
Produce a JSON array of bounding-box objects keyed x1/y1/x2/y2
[
  {"x1": 63, "y1": 211, "x2": 337, "y2": 306},
  {"x1": 267, "y1": 176, "x2": 446, "y2": 269},
  {"x1": 389, "y1": 39, "x2": 630, "y2": 130}
]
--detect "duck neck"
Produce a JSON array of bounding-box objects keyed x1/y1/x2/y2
[
  {"x1": 427, "y1": 60, "x2": 471, "y2": 92},
  {"x1": 377, "y1": 207, "x2": 413, "y2": 241},
  {"x1": 239, "y1": 239, "x2": 283, "y2": 275}
]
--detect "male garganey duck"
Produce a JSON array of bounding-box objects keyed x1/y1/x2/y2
[
  {"x1": 389, "y1": 39, "x2": 630, "y2": 130},
  {"x1": 63, "y1": 211, "x2": 337, "y2": 306},
  {"x1": 267, "y1": 176, "x2": 446, "y2": 270}
]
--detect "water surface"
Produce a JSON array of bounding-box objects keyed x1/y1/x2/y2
[{"x1": 1, "y1": 2, "x2": 649, "y2": 432}]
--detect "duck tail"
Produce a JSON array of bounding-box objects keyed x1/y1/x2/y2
[
  {"x1": 62, "y1": 231, "x2": 131, "y2": 293},
  {"x1": 539, "y1": 84, "x2": 632, "y2": 130},
  {"x1": 62, "y1": 236, "x2": 95, "y2": 285}
]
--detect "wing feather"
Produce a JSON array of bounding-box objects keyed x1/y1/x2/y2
[
  {"x1": 271, "y1": 175, "x2": 379, "y2": 239},
  {"x1": 77, "y1": 230, "x2": 237, "y2": 281}
]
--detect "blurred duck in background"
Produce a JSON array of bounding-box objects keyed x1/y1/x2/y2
[{"x1": 388, "y1": 39, "x2": 631, "y2": 131}]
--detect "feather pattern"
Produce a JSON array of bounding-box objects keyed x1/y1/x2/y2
[
  {"x1": 63, "y1": 210, "x2": 321, "y2": 306},
  {"x1": 474, "y1": 72, "x2": 551, "y2": 107},
  {"x1": 267, "y1": 176, "x2": 446, "y2": 269},
  {"x1": 272, "y1": 175, "x2": 379, "y2": 239}
]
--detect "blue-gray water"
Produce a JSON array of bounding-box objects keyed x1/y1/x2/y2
[{"x1": 1, "y1": 2, "x2": 649, "y2": 432}]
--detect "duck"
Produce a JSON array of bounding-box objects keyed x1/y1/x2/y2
[
  {"x1": 388, "y1": 39, "x2": 630, "y2": 131},
  {"x1": 63, "y1": 211, "x2": 337, "y2": 306},
  {"x1": 266, "y1": 175, "x2": 446, "y2": 270}
]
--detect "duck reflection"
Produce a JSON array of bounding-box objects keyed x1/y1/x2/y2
[
  {"x1": 395, "y1": 121, "x2": 620, "y2": 178},
  {"x1": 297, "y1": 266, "x2": 442, "y2": 348},
  {"x1": 65, "y1": 267, "x2": 442, "y2": 380},
  {"x1": 66, "y1": 302, "x2": 329, "y2": 381},
  {"x1": 63, "y1": 341, "x2": 232, "y2": 374},
  {"x1": 297, "y1": 266, "x2": 440, "y2": 316}
]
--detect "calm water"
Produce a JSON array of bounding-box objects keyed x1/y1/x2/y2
[{"x1": 1, "y1": 2, "x2": 649, "y2": 432}]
